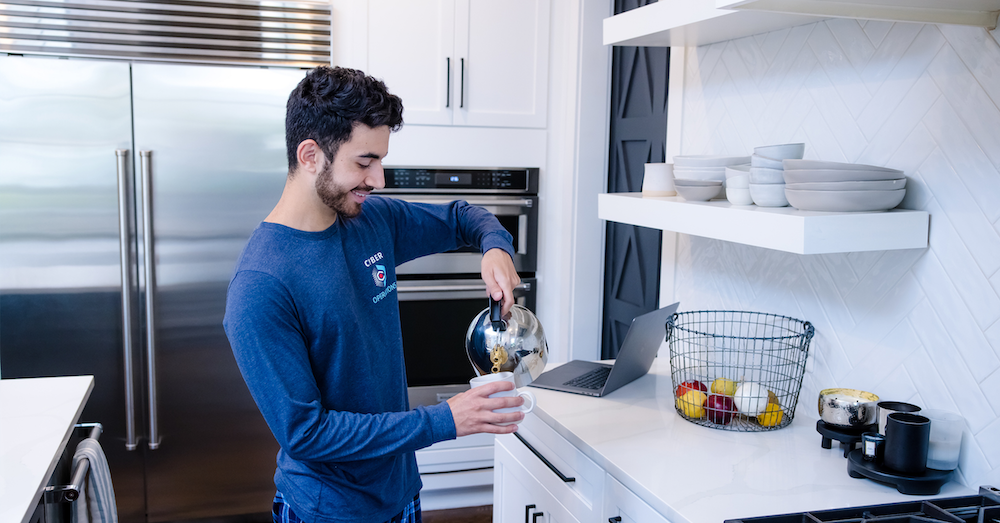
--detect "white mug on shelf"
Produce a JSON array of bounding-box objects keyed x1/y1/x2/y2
[
  {"x1": 642, "y1": 163, "x2": 675, "y2": 197},
  {"x1": 469, "y1": 371, "x2": 535, "y2": 426}
]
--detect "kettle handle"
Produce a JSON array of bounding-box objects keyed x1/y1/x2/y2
[{"x1": 489, "y1": 297, "x2": 507, "y2": 331}]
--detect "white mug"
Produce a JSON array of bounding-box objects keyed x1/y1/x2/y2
[
  {"x1": 469, "y1": 371, "x2": 535, "y2": 425},
  {"x1": 642, "y1": 163, "x2": 676, "y2": 197}
]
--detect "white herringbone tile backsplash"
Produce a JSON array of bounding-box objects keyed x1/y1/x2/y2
[{"x1": 676, "y1": 20, "x2": 1000, "y2": 487}]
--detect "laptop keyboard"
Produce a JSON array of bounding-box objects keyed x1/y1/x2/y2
[{"x1": 563, "y1": 366, "x2": 612, "y2": 390}]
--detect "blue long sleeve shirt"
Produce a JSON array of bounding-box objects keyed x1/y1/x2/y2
[{"x1": 223, "y1": 196, "x2": 514, "y2": 523}]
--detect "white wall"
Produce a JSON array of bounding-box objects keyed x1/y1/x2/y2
[{"x1": 671, "y1": 20, "x2": 1000, "y2": 487}]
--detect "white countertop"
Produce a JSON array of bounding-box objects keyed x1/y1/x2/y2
[
  {"x1": 0, "y1": 376, "x2": 95, "y2": 523},
  {"x1": 526, "y1": 360, "x2": 974, "y2": 523}
]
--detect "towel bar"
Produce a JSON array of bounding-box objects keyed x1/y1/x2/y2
[{"x1": 43, "y1": 423, "x2": 103, "y2": 504}]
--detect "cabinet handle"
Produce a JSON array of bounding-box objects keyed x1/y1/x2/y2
[
  {"x1": 610, "y1": 517, "x2": 623, "y2": 522},
  {"x1": 460, "y1": 57, "x2": 465, "y2": 108},
  {"x1": 524, "y1": 504, "x2": 536, "y2": 523},
  {"x1": 514, "y1": 432, "x2": 575, "y2": 482},
  {"x1": 445, "y1": 57, "x2": 451, "y2": 108},
  {"x1": 532, "y1": 512, "x2": 544, "y2": 523}
]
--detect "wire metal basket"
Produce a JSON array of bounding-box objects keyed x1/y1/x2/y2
[{"x1": 666, "y1": 310, "x2": 814, "y2": 431}]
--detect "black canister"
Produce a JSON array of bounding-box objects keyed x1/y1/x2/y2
[{"x1": 884, "y1": 412, "x2": 930, "y2": 475}]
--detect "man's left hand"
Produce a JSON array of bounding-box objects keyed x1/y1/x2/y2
[{"x1": 481, "y1": 248, "x2": 520, "y2": 317}]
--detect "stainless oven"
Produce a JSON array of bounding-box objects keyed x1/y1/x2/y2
[{"x1": 378, "y1": 167, "x2": 539, "y2": 408}]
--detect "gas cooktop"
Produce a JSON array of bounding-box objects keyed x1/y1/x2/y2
[{"x1": 725, "y1": 486, "x2": 999, "y2": 523}]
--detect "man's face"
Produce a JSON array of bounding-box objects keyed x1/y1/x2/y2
[{"x1": 315, "y1": 124, "x2": 390, "y2": 218}]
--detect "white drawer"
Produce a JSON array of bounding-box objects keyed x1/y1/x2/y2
[
  {"x1": 604, "y1": 475, "x2": 671, "y2": 523},
  {"x1": 498, "y1": 413, "x2": 605, "y2": 520}
]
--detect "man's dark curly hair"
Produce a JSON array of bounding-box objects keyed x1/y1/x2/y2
[{"x1": 285, "y1": 66, "x2": 403, "y2": 173}]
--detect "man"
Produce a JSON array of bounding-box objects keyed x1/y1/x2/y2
[{"x1": 223, "y1": 66, "x2": 527, "y2": 523}]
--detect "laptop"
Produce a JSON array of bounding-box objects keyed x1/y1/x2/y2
[{"x1": 528, "y1": 302, "x2": 679, "y2": 397}]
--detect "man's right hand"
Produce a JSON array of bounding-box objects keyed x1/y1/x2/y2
[{"x1": 446, "y1": 381, "x2": 525, "y2": 437}]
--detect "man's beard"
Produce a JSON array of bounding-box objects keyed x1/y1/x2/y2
[{"x1": 315, "y1": 161, "x2": 372, "y2": 219}]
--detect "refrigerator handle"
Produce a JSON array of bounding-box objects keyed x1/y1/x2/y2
[
  {"x1": 140, "y1": 150, "x2": 161, "y2": 450},
  {"x1": 116, "y1": 149, "x2": 139, "y2": 451}
]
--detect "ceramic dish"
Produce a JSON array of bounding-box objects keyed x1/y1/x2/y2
[
  {"x1": 749, "y1": 166, "x2": 785, "y2": 184},
  {"x1": 754, "y1": 143, "x2": 805, "y2": 160},
  {"x1": 784, "y1": 179, "x2": 906, "y2": 191},
  {"x1": 673, "y1": 178, "x2": 723, "y2": 187},
  {"x1": 784, "y1": 188, "x2": 905, "y2": 212},
  {"x1": 724, "y1": 164, "x2": 751, "y2": 178},
  {"x1": 675, "y1": 183, "x2": 723, "y2": 201},
  {"x1": 783, "y1": 159, "x2": 899, "y2": 172},
  {"x1": 749, "y1": 183, "x2": 788, "y2": 207},
  {"x1": 672, "y1": 169, "x2": 726, "y2": 181},
  {"x1": 783, "y1": 168, "x2": 905, "y2": 184},
  {"x1": 726, "y1": 174, "x2": 749, "y2": 189},
  {"x1": 818, "y1": 388, "x2": 880, "y2": 428},
  {"x1": 750, "y1": 154, "x2": 784, "y2": 169},
  {"x1": 673, "y1": 155, "x2": 751, "y2": 168},
  {"x1": 726, "y1": 187, "x2": 753, "y2": 205}
]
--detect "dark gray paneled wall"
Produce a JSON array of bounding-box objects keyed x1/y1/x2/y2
[{"x1": 602, "y1": 0, "x2": 668, "y2": 359}]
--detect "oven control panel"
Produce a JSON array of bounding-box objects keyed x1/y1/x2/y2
[{"x1": 382, "y1": 167, "x2": 538, "y2": 194}]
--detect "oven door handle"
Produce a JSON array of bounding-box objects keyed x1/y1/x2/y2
[
  {"x1": 397, "y1": 282, "x2": 531, "y2": 293},
  {"x1": 395, "y1": 197, "x2": 534, "y2": 208}
]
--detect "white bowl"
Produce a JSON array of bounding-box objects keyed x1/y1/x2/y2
[
  {"x1": 675, "y1": 184, "x2": 723, "y2": 201},
  {"x1": 783, "y1": 168, "x2": 905, "y2": 183},
  {"x1": 724, "y1": 164, "x2": 751, "y2": 178},
  {"x1": 754, "y1": 143, "x2": 805, "y2": 160},
  {"x1": 726, "y1": 174, "x2": 749, "y2": 189},
  {"x1": 749, "y1": 166, "x2": 785, "y2": 184},
  {"x1": 784, "y1": 188, "x2": 905, "y2": 212},
  {"x1": 673, "y1": 178, "x2": 723, "y2": 187},
  {"x1": 673, "y1": 155, "x2": 751, "y2": 168},
  {"x1": 784, "y1": 179, "x2": 906, "y2": 191},
  {"x1": 750, "y1": 154, "x2": 784, "y2": 169},
  {"x1": 726, "y1": 187, "x2": 754, "y2": 205},
  {"x1": 672, "y1": 168, "x2": 726, "y2": 181},
  {"x1": 782, "y1": 159, "x2": 900, "y2": 172},
  {"x1": 749, "y1": 183, "x2": 789, "y2": 207}
]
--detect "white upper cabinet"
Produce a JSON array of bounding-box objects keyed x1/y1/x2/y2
[
  {"x1": 340, "y1": 0, "x2": 550, "y2": 128},
  {"x1": 603, "y1": 0, "x2": 1000, "y2": 47}
]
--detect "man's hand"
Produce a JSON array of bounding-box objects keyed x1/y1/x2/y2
[
  {"x1": 446, "y1": 381, "x2": 524, "y2": 436},
  {"x1": 481, "y1": 248, "x2": 520, "y2": 317}
]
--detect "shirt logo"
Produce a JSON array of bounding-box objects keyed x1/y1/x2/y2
[{"x1": 372, "y1": 264, "x2": 386, "y2": 287}]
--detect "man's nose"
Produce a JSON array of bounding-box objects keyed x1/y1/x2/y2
[{"x1": 368, "y1": 161, "x2": 386, "y2": 190}]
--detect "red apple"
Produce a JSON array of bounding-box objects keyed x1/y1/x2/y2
[
  {"x1": 706, "y1": 394, "x2": 735, "y2": 425},
  {"x1": 676, "y1": 380, "x2": 707, "y2": 398}
]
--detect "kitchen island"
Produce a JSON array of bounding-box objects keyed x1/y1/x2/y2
[
  {"x1": 0, "y1": 375, "x2": 95, "y2": 523},
  {"x1": 497, "y1": 359, "x2": 973, "y2": 523}
]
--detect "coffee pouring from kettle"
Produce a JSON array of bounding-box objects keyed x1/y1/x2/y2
[{"x1": 465, "y1": 298, "x2": 548, "y2": 388}]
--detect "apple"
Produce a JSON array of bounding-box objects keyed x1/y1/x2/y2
[
  {"x1": 676, "y1": 380, "x2": 707, "y2": 397},
  {"x1": 706, "y1": 394, "x2": 735, "y2": 425}
]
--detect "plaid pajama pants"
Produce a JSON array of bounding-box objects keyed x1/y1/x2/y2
[{"x1": 272, "y1": 491, "x2": 421, "y2": 523}]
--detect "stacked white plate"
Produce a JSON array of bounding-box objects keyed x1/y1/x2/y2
[
  {"x1": 673, "y1": 155, "x2": 750, "y2": 183},
  {"x1": 782, "y1": 160, "x2": 906, "y2": 212},
  {"x1": 673, "y1": 178, "x2": 723, "y2": 201}
]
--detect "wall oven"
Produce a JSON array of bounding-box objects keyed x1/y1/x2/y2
[{"x1": 378, "y1": 166, "x2": 539, "y2": 408}]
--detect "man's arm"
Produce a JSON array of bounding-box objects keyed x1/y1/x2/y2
[{"x1": 224, "y1": 270, "x2": 456, "y2": 461}]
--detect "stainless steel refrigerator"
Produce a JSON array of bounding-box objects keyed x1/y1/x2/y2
[{"x1": 0, "y1": 55, "x2": 306, "y2": 522}]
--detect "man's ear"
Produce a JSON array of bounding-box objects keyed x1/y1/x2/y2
[{"x1": 296, "y1": 139, "x2": 325, "y2": 177}]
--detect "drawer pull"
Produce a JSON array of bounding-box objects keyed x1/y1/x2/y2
[
  {"x1": 532, "y1": 512, "x2": 544, "y2": 522},
  {"x1": 610, "y1": 517, "x2": 623, "y2": 522},
  {"x1": 514, "y1": 432, "x2": 576, "y2": 483},
  {"x1": 525, "y1": 504, "x2": 536, "y2": 523}
]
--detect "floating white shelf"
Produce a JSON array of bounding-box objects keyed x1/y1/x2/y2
[
  {"x1": 603, "y1": 0, "x2": 1000, "y2": 47},
  {"x1": 598, "y1": 192, "x2": 929, "y2": 255}
]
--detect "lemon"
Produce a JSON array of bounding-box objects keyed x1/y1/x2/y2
[
  {"x1": 758, "y1": 402, "x2": 784, "y2": 427},
  {"x1": 677, "y1": 390, "x2": 707, "y2": 419},
  {"x1": 710, "y1": 378, "x2": 739, "y2": 396}
]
